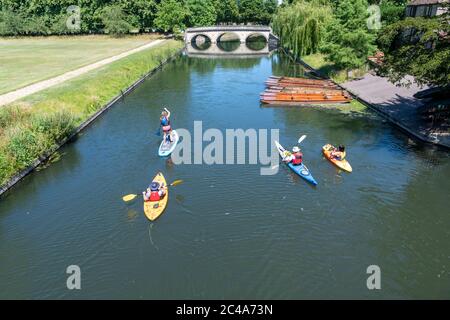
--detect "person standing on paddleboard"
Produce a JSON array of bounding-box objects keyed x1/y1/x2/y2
[
  {"x1": 160, "y1": 107, "x2": 172, "y2": 144},
  {"x1": 283, "y1": 146, "x2": 303, "y2": 166}
]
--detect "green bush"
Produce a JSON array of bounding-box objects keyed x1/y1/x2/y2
[
  {"x1": 31, "y1": 112, "x2": 77, "y2": 143},
  {"x1": 6, "y1": 127, "x2": 40, "y2": 168},
  {"x1": 50, "y1": 14, "x2": 71, "y2": 35},
  {"x1": 0, "y1": 8, "x2": 25, "y2": 36},
  {"x1": 0, "y1": 106, "x2": 31, "y2": 128},
  {"x1": 380, "y1": 0, "x2": 407, "y2": 26},
  {"x1": 0, "y1": 152, "x2": 14, "y2": 185},
  {"x1": 3, "y1": 112, "x2": 76, "y2": 172},
  {"x1": 24, "y1": 15, "x2": 51, "y2": 35},
  {"x1": 102, "y1": 5, "x2": 134, "y2": 37}
]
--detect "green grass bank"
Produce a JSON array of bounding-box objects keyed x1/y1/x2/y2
[
  {"x1": 0, "y1": 34, "x2": 163, "y2": 95},
  {"x1": 301, "y1": 53, "x2": 368, "y2": 84},
  {"x1": 0, "y1": 39, "x2": 183, "y2": 187}
]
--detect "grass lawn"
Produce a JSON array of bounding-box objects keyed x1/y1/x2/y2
[
  {"x1": 0, "y1": 34, "x2": 163, "y2": 94},
  {"x1": 301, "y1": 53, "x2": 368, "y2": 84},
  {"x1": 0, "y1": 39, "x2": 183, "y2": 186}
]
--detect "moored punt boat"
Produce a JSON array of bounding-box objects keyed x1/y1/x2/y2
[
  {"x1": 266, "y1": 78, "x2": 335, "y2": 85},
  {"x1": 261, "y1": 75, "x2": 352, "y2": 105},
  {"x1": 261, "y1": 99, "x2": 350, "y2": 106},
  {"x1": 262, "y1": 91, "x2": 348, "y2": 97},
  {"x1": 266, "y1": 79, "x2": 336, "y2": 86},
  {"x1": 260, "y1": 94, "x2": 351, "y2": 103},
  {"x1": 265, "y1": 87, "x2": 347, "y2": 94},
  {"x1": 260, "y1": 92, "x2": 350, "y2": 99},
  {"x1": 261, "y1": 97, "x2": 351, "y2": 103},
  {"x1": 265, "y1": 81, "x2": 339, "y2": 89},
  {"x1": 268, "y1": 75, "x2": 333, "y2": 84}
]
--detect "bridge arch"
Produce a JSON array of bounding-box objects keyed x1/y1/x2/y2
[
  {"x1": 245, "y1": 33, "x2": 268, "y2": 51},
  {"x1": 245, "y1": 33, "x2": 268, "y2": 43},
  {"x1": 185, "y1": 25, "x2": 273, "y2": 45},
  {"x1": 191, "y1": 34, "x2": 212, "y2": 50},
  {"x1": 216, "y1": 32, "x2": 241, "y2": 44}
]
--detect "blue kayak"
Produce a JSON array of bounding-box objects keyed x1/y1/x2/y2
[{"x1": 274, "y1": 140, "x2": 318, "y2": 186}]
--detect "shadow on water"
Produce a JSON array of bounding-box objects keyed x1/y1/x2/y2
[{"x1": 0, "y1": 50, "x2": 449, "y2": 299}]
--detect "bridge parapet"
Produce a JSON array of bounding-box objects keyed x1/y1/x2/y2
[{"x1": 185, "y1": 25, "x2": 273, "y2": 44}]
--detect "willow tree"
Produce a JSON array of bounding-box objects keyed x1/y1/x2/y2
[{"x1": 272, "y1": 0, "x2": 332, "y2": 59}]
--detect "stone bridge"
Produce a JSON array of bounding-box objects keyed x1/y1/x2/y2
[{"x1": 185, "y1": 25, "x2": 273, "y2": 44}]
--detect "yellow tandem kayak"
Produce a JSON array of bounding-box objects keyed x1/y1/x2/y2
[
  {"x1": 322, "y1": 144, "x2": 352, "y2": 173},
  {"x1": 144, "y1": 172, "x2": 168, "y2": 221}
]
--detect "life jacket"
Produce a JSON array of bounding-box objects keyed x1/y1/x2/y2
[
  {"x1": 161, "y1": 116, "x2": 171, "y2": 132},
  {"x1": 149, "y1": 191, "x2": 161, "y2": 202},
  {"x1": 292, "y1": 152, "x2": 303, "y2": 165},
  {"x1": 334, "y1": 151, "x2": 346, "y2": 160}
]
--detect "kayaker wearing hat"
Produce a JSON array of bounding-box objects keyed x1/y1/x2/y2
[
  {"x1": 160, "y1": 107, "x2": 172, "y2": 144},
  {"x1": 143, "y1": 182, "x2": 166, "y2": 202},
  {"x1": 283, "y1": 146, "x2": 303, "y2": 166},
  {"x1": 330, "y1": 145, "x2": 346, "y2": 161}
]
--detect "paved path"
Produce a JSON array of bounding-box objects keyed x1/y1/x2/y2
[
  {"x1": 0, "y1": 39, "x2": 167, "y2": 107},
  {"x1": 341, "y1": 74, "x2": 449, "y2": 148}
]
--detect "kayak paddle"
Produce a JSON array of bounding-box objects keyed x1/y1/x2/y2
[
  {"x1": 298, "y1": 135, "x2": 307, "y2": 144},
  {"x1": 122, "y1": 180, "x2": 184, "y2": 202},
  {"x1": 170, "y1": 179, "x2": 184, "y2": 186}
]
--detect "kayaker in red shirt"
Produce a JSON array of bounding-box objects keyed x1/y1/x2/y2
[
  {"x1": 283, "y1": 146, "x2": 303, "y2": 166},
  {"x1": 143, "y1": 182, "x2": 166, "y2": 202}
]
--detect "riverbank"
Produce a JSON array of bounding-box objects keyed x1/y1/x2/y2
[
  {"x1": 0, "y1": 39, "x2": 183, "y2": 192},
  {"x1": 341, "y1": 75, "x2": 450, "y2": 149},
  {"x1": 301, "y1": 53, "x2": 367, "y2": 84},
  {"x1": 300, "y1": 53, "x2": 449, "y2": 149}
]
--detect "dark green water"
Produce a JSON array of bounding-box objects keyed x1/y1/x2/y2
[{"x1": 0, "y1": 53, "x2": 449, "y2": 299}]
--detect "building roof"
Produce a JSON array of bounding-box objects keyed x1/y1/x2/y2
[{"x1": 408, "y1": 0, "x2": 447, "y2": 6}]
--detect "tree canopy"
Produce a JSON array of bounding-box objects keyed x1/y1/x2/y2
[
  {"x1": 0, "y1": 0, "x2": 278, "y2": 36},
  {"x1": 187, "y1": 0, "x2": 217, "y2": 27},
  {"x1": 377, "y1": 12, "x2": 450, "y2": 87},
  {"x1": 215, "y1": 0, "x2": 240, "y2": 24},
  {"x1": 154, "y1": 0, "x2": 188, "y2": 34},
  {"x1": 321, "y1": 0, "x2": 376, "y2": 70},
  {"x1": 272, "y1": 0, "x2": 333, "y2": 58}
]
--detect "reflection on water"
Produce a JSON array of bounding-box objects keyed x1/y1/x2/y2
[
  {"x1": 0, "y1": 52, "x2": 449, "y2": 299},
  {"x1": 191, "y1": 37, "x2": 211, "y2": 51},
  {"x1": 246, "y1": 39, "x2": 268, "y2": 51},
  {"x1": 186, "y1": 41, "x2": 269, "y2": 57},
  {"x1": 217, "y1": 40, "x2": 241, "y2": 52}
]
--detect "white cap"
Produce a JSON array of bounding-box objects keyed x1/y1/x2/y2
[{"x1": 292, "y1": 146, "x2": 300, "y2": 152}]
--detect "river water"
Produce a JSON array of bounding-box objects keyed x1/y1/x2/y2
[{"x1": 0, "y1": 51, "x2": 449, "y2": 299}]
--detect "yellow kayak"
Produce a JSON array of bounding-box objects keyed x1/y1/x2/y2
[
  {"x1": 144, "y1": 172, "x2": 168, "y2": 221},
  {"x1": 322, "y1": 144, "x2": 352, "y2": 173}
]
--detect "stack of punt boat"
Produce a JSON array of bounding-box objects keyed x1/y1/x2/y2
[{"x1": 261, "y1": 76, "x2": 352, "y2": 105}]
